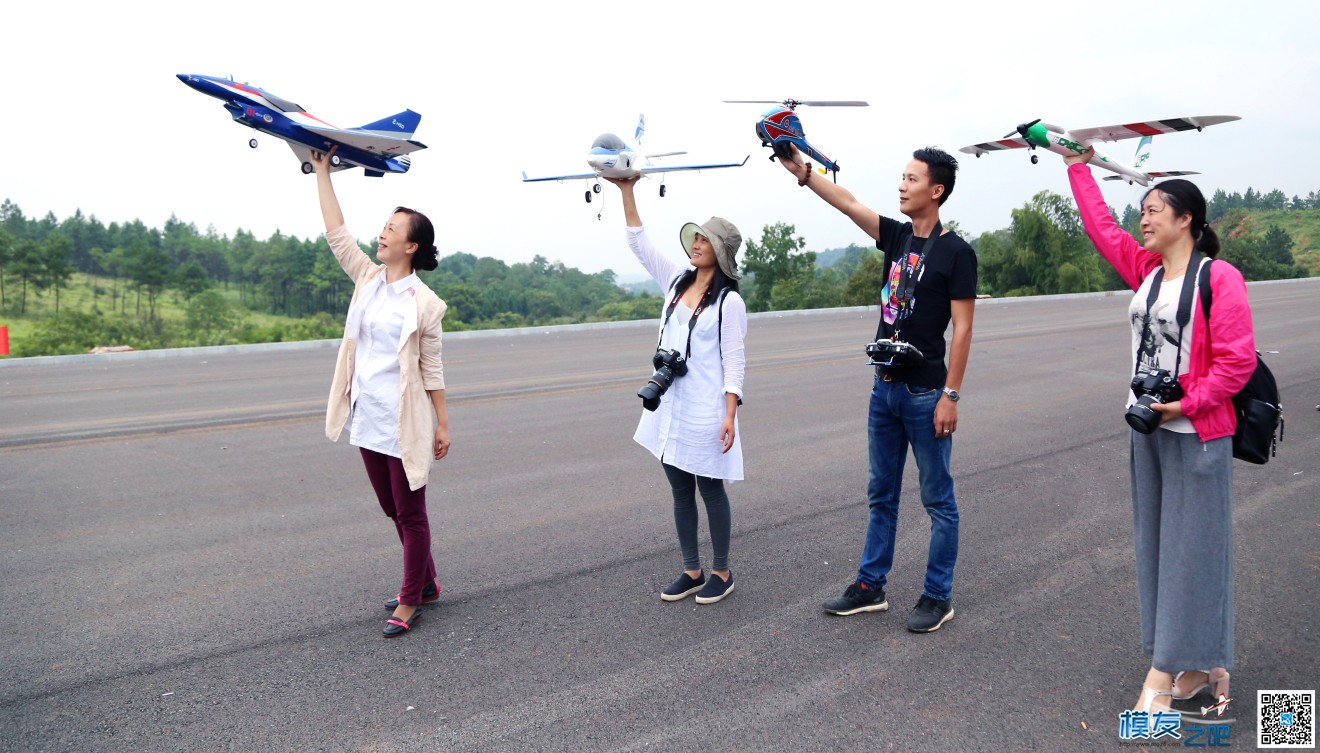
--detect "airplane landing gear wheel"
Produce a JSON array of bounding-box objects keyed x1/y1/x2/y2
[
  {"x1": 249, "y1": 138, "x2": 258, "y2": 149},
  {"x1": 301, "y1": 162, "x2": 314, "y2": 175},
  {"x1": 592, "y1": 183, "x2": 601, "y2": 194},
  {"x1": 330, "y1": 154, "x2": 342, "y2": 167},
  {"x1": 659, "y1": 184, "x2": 667, "y2": 197},
  {"x1": 1030, "y1": 154, "x2": 1039, "y2": 164},
  {"x1": 585, "y1": 190, "x2": 592, "y2": 203}
]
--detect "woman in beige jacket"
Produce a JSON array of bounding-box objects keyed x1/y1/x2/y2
[{"x1": 312, "y1": 147, "x2": 450, "y2": 638}]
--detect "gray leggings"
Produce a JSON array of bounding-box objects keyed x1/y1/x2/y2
[
  {"x1": 662, "y1": 463, "x2": 732, "y2": 572},
  {"x1": 1130, "y1": 430, "x2": 1234, "y2": 673}
]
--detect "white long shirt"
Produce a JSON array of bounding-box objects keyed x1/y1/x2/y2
[
  {"x1": 349, "y1": 271, "x2": 423, "y2": 457},
  {"x1": 627, "y1": 226, "x2": 747, "y2": 481}
]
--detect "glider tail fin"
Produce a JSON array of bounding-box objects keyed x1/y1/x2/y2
[
  {"x1": 1133, "y1": 135, "x2": 1153, "y2": 171},
  {"x1": 635, "y1": 113, "x2": 645, "y2": 146},
  {"x1": 358, "y1": 109, "x2": 422, "y2": 137}
]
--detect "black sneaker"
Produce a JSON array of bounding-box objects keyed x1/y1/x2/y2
[
  {"x1": 822, "y1": 582, "x2": 889, "y2": 616},
  {"x1": 694, "y1": 571, "x2": 734, "y2": 605},
  {"x1": 906, "y1": 594, "x2": 955, "y2": 632},
  {"x1": 661, "y1": 572, "x2": 706, "y2": 602}
]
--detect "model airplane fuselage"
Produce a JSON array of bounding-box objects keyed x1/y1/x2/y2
[
  {"x1": 960, "y1": 115, "x2": 1240, "y2": 186},
  {"x1": 522, "y1": 115, "x2": 748, "y2": 203},
  {"x1": 177, "y1": 74, "x2": 426, "y2": 177}
]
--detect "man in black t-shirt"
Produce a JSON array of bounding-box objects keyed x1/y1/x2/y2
[{"x1": 779, "y1": 145, "x2": 977, "y2": 633}]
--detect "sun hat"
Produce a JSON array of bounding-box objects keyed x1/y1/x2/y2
[{"x1": 679, "y1": 217, "x2": 742, "y2": 280}]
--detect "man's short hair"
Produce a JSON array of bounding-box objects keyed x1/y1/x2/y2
[{"x1": 913, "y1": 147, "x2": 959, "y2": 206}]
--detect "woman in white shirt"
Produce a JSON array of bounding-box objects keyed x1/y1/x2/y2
[
  {"x1": 312, "y1": 147, "x2": 451, "y2": 638},
  {"x1": 607, "y1": 176, "x2": 748, "y2": 606}
]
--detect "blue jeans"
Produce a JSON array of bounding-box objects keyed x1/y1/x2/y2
[{"x1": 858, "y1": 376, "x2": 959, "y2": 602}]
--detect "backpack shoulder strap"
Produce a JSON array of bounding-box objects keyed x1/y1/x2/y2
[{"x1": 1198, "y1": 257, "x2": 1214, "y2": 322}]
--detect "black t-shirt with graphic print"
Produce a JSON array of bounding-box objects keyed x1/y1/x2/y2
[{"x1": 873, "y1": 215, "x2": 978, "y2": 389}]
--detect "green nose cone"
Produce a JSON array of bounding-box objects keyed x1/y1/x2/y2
[{"x1": 1025, "y1": 122, "x2": 1051, "y2": 149}]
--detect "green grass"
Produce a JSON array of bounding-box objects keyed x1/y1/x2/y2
[
  {"x1": 1222, "y1": 209, "x2": 1320, "y2": 273},
  {"x1": 0, "y1": 272, "x2": 335, "y2": 357}
]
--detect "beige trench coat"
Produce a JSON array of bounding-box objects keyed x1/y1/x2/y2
[{"x1": 323, "y1": 225, "x2": 447, "y2": 491}]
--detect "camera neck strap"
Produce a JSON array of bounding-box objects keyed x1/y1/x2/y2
[
  {"x1": 879, "y1": 220, "x2": 941, "y2": 342},
  {"x1": 658, "y1": 279, "x2": 723, "y2": 359},
  {"x1": 1134, "y1": 252, "x2": 1205, "y2": 380}
]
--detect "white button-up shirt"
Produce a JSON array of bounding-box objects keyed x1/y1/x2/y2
[
  {"x1": 349, "y1": 271, "x2": 422, "y2": 457},
  {"x1": 626, "y1": 227, "x2": 747, "y2": 481}
]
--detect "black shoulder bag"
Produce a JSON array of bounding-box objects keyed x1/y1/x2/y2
[{"x1": 1196, "y1": 260, "x2": 1284, "y2": 463}]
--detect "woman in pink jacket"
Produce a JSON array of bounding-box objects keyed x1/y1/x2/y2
[
  {"x1": 1065, "y1": 148, "x2": 1255, "y2": 714},
  {"x1": 312, "y1": 147, "x2": 451, "y2": 638}
]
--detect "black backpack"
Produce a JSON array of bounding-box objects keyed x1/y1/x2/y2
[{"x1": 1197, "y1": 260, "x2": 1284, "y2": 463}]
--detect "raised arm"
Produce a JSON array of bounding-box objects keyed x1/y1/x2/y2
[
  {"x1": 606, "y1": 175, "x2": 643, "y2": 228},
  {"x1": 1064, "y1": 149, "x2": 1160, "y2": 290},
  {"x1": 608, "y1": 176, "x2": 684, "y2": 288},
  {"x1": 777, "y1": 144, "x2": 881, "y2": 241},
  {"x1": 313, "y1": 146, "x2": 376, "y2": 282},
  {"x1": 312, "y1": 147, "x2": 345, "y2": 232}
]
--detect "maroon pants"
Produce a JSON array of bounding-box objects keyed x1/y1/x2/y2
[{"x1": 360, "y1": 448, "x2": 437, "y2": 606}]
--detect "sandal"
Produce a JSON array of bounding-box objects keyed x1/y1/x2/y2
[
  {"x1": 382, "y1": 610, "x2": 422, "y2": 638},
  {"x1": 1137, "y1": 685, "x2": 1173, "y2": 713},
  {"x1": 1172, "y1": 668, "x2": 1230, "y2": 701}
]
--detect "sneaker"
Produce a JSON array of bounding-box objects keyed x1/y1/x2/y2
[
  {"x1": 906, "y1": 594, "x2": 955, "y2": 632},
  {"x1": 694, "y1": 571, "x2": 735, "y2": 605},
  {"x1": 822, "y1": 582, "x2": 888, "y2": 616},
  {"x1": 661, "y1": 572, "x2": 706, "y2": 602}
]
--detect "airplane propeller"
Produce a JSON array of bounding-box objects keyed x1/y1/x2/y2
[{"x1": 1005, "y1": 118, "x2": 1042, "y2": 139}]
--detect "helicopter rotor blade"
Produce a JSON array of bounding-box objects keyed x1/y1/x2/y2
[{"x1": 724, "y1": 99, "x2": 870, "y2": 108}]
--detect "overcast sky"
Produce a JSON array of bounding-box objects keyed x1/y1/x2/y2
[{"x1": 3, "y1": 1, "x2": 1316, "y2": 280}]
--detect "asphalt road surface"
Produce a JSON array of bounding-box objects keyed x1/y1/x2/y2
[{"x1": 1, "y1": 280, "x2": 1316, "y2": 753}]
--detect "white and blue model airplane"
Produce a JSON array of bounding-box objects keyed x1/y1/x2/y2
[
  {"x1": 177, "y1": 74, "x2": 426, "y2": 177},
  {"x1": 522, "y1": 115, "x2": 748, "y2": 203}
]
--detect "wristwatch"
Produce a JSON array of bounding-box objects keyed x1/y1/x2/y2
[{"x1": 942, "y1": 387, "x2": 960, "y2": 402}]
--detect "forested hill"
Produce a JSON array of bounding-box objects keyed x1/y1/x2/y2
[{"x1": 1, "y1": 186, "x2": 1313, "y2": 357}]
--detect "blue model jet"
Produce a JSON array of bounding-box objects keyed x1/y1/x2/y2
[{"x1": 177, "y1": 74, "x2": 426, "y2": 176}]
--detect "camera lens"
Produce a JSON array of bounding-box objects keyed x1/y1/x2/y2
[
  {"x1": 1124, "y1": 396, "x2": 1161, "y2": 434},
  {"x1": 638, "y1": 365, "x2": 674, "y2": 412}
]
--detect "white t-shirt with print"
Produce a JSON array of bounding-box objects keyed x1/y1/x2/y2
[{"x1": 1126, "y1": 267, "x2": 1201, "y2": 434}]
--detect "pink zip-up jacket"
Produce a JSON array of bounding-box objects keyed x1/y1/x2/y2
[{"x1": 1068, "y1": 163, "x2": 1256, "y2": 441}]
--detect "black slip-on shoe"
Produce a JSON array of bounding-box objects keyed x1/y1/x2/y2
[
  {"x1": 383, "y1": 610, "x2": 422, "y2": 638},
  {"x1": 694, "y1": 571, "x2": 735, "y2": 605},
  {"x1": 661, "y1": 572, "x2": 706, "y2": 602},
  {"x1": 385, "y1": 579, "x2": 440, "y2": 610}
]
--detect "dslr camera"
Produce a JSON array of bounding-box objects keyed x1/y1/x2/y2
[
  {"x1": 865, "y1": 338, "x2": 925, "y2": 369},
  {"x1": 638, "y1": 348, "x2": 688, "y2": 412},
  {"x1": 1126, "y1": 368, "x2": 1183, "y2": 434}
]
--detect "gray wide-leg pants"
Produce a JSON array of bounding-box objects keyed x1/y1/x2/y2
[{"x1": 1130, "y1": 430, "x2": 1234, "y2": 672}]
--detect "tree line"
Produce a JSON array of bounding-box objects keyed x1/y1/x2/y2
[{"x1": 1, "y1": 185, "x2": 1312, "y2": 356}]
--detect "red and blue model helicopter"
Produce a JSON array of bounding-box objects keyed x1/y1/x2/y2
[
  {"x1": 725, "y1": 98, "x2": 868, "y2": 180},
  {"x1": 177, "y1": 74, "x2": 426, "y2": 176}
]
